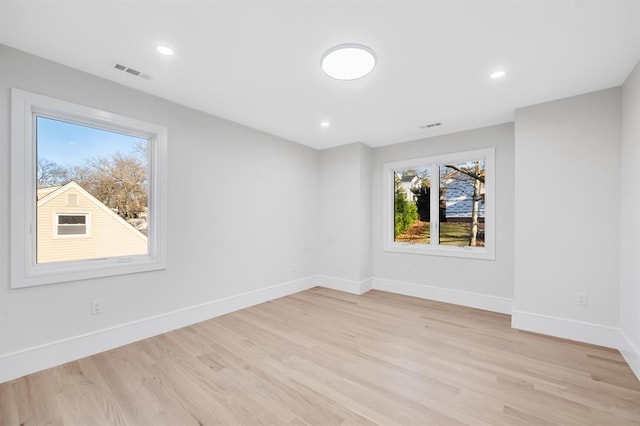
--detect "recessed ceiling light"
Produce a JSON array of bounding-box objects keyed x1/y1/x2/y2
[
  {"x1": 320, "y1": 121, "x2": 330, "y2": 127},
  {"x1": 321, "y1": 43, "x2": 376, "y2": 80},
  {"x1": 156, "y1": 45, "x2": 174, "y2": 56},
  {"x1": 490, "y1": 70, "x2": 506, "y2": 79}
]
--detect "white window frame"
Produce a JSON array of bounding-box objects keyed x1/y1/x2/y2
[
  {"x1": 54, "y1": 213, "x2": 91, "y2": 238},
  {"x1": 11, "y1": 88, "x2": 168, "y2": 288},
  {"x1": 383, "y1": 148, "x2": 495, "y2": 260}
]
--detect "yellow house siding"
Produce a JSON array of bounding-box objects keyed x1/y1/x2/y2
[{"x1": 37, "y1": 186, "x2": 147, "y2": 263}]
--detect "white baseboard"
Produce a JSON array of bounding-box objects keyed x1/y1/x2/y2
[
  {"x1": 511, "y1": 310, "x2": 620, "y2": 349},
  {"x1": 0, "y1": 276, "x2": 317, "y2": 384},
  {"x1": 317, "y1": 275, "x2": 373, "y2": 295},
  {"x1": 619, "y1": 332, "x2": 640, "y2": 381},
  {"x1": 372, "y1": 277, "x2": 512, "y2": 314}
]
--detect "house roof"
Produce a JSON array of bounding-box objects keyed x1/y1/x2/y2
[{"x1": 37, "y1": 186, "x2": 61, "y2": 200}]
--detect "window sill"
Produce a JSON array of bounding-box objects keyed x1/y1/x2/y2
[
  {"x1": 13, "y1": 256, "x2": 166, "y2": 288},
  {"x1": 384, "y1": 243, "x2": 495, "y2": 260}
]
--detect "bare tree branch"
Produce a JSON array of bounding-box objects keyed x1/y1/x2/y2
[
  {"x1": 443, "y1": 164, "x2": 485, "y2": 183},
  {"x1": 37, "y1": 158, "x2": 69, "y2": 188}
]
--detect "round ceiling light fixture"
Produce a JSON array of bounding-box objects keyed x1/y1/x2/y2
[
  {"x1": 156, "y1": 45, "x2": 174, "y2": 56},
  {"x1": 490, "y1": 70, "x2": 506, "y2": 79},
  {"x1": 321, "y1": 43, "x2": 376, "y2": 80}
]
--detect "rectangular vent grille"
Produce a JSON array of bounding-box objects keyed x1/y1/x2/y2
[{"x1": 113, "y1": 63, "x2": 151, "y2": 80}]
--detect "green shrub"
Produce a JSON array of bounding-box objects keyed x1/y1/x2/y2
[{"x1": 394, "y1": 175, "x2": 418, "y2": 237}]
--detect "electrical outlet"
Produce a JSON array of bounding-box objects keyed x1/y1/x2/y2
[
  {"x1": 91, "y1": 299, "x2": 103, "y2": 315},
  {"x1": 576, "y1": 293, "x2": 588, "y2": 307}
]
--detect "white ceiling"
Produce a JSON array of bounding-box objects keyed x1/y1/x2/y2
[{"x1": 2, "y1": 0, "x2": 639, "y2": 149}]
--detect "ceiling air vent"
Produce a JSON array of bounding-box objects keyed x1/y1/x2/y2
[
  {"x1": 113, "y1": 63, "x2": 151, "y2": 80},
  {"x1": 420, "y1": 122, "x2": 442, "y2": 129}
]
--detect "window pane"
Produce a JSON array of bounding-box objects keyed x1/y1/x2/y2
[
  {"x1": 58, "y1": 215, "x2": 86, "y2": 225},
  {"x1": 393, "y1": 167, "x2": 430, "y2": 244},
  {"x1": 58, "y1": 225, "x2": 87, "y2": 235},
  {"x1": 36, "y1": 116, "x2": 149, "y2": 263},
  {"x1": 439, "y1": 160, "x2": 485, "y2": 247}
]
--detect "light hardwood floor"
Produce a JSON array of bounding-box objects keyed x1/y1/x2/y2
[{"x1": 1, "y1": 287, "x2": 639, "y2": 425}]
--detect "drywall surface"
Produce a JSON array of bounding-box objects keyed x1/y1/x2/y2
[
  {"x1": 0, "y1": 44, "x2": 320, "y2": 356},
  {"x1": 620, "y1": 60, "x2": 640, "y2": 359},
  {"x1": 514, "y1": 88, "x2": 621, "y2": 327},
  {"x1": 319, "y1": 143, "x2": 372, "y2": 283},
  {"x1": 371, "y1": 123, "x2": 515, "y2": 302},
  {"x1": 358, "y1": 144, "x2": 373, "y2": 281}
]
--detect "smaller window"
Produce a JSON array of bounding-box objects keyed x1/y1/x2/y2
[
  {"x1": 56, "y1": 214, "x2": 89, "y2": 237},
  {"x1": 67, "y1": 193, "x2": 78, "y2": 206}
]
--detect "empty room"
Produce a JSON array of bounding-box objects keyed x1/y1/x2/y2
[{"x1": 1, "y1": 0, "x2": 640, "y2": 424}]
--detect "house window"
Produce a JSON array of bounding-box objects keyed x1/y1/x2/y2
[
  {"x1": 56, "y1": 214, "x2": 89, "y2": 237},
  {"x1": 383, "y1": 148, "x2": 495, "y2": 259},
  {"x1": 11, "y1": 88, "x2": 167, "y2": 288}
]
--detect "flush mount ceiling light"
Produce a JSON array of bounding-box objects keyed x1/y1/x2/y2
[
  {"x1": 490, "y1": 70, "x2": 506, "y2": 79},
  {"x1": 321, "y1": 43, "x2": 376, "y2": 80},
  {"x1": 156, "y1": 45, "x2": 174, "y2": 56},
  {"x1": 320, "y1": 121, "x2": 330, "y2": 127}
]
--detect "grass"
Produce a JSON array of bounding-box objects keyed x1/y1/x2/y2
[{"x1": 395, "y1": 220, "x2": 485, "y2": 247}]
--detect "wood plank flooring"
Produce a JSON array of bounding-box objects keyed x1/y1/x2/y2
[{"x1": 1, "y1": 287, "x2": 639, "y2": 425}]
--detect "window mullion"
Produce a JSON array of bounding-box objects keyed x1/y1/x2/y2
[{"x1": 431, "y1": 162, "x2": 440, "y2": 247}]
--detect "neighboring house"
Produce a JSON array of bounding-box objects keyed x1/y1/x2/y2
[
  {"x1": 36, "y1": 181, "x2": 147, "y2": 264},
  {"x1": 399, "y1": 173, "x2": 421, "y2": 201}
]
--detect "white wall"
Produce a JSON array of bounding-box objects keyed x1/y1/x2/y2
[
  {"x1": 359, "y1": 145, "x2": 373, "y2": 282},
  {"x1": 0, "y1": 45, "x2": 320, "y2": 380},
  {"x1": 371, "y1": 124, "x2": 515, "y2": 313},
  {"x1": 620, "y1": 60, "x2": 640, "y2": 374},
  {"x1": 318, "y1": 143, "x2": 373, "y2": 293},
  {"x1": 513, "y1": 88, "x2": 622, "y2": 347}
]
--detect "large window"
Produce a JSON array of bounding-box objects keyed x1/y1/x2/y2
[
  {"x1": 383, "y1": 148, "x2": 495, "y2": 259},
  {"x1": 11, "y1": 88, "x2": 167, "y2": 288}
]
